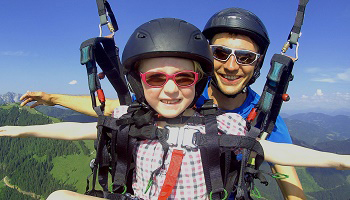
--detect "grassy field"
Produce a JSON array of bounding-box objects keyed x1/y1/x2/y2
[
  {"x1": 0, "y1": 179, "x2": 5, "y2": 189},
  {"x1": 50, "y1": 140, "x2": 97, "y2": 193}
]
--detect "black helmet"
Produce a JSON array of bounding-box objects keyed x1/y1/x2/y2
[
  {"x1": 203, "y1": 7, "x2": 270, "y2": 88},
  {"x1": 122, "y1": 18, "x2": 213, "y2": 107}
]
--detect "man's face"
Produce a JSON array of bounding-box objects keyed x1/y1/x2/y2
[{"x1": 211, "y1": 33, "x2": 260, "y2": 95}]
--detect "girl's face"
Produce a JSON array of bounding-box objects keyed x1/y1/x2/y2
[{"x1": 139, "y1": 57, "x2": 196, "y2": 118}]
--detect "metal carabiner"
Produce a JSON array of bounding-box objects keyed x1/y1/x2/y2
[
  {"x1": 281, "y1": 41, "x2": 299, "y2": 62},
  {"x1": 99, "y1": 22, "x2": 115, "y2": 37}
]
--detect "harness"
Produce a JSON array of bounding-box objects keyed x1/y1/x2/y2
[
  {"x1": 84, "y1": 100, "x2": 265, "y2": 200},
  {"x1": 78, "y1": 1, "x2": 309, "y2": 200}
]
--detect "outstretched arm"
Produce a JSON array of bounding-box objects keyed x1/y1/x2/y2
[
  {"x1": 260, "y1": 140, "x2": 350, "y2": 169},
  {"x1": 0, "y1": 122, "x2": 97, "y2": 140},
  {"x1": 271, "y1": 165, "x2": 306, "y2": 200},
  {"x1": 20, "y1": 91, "x2": 119, "y2": 117}
]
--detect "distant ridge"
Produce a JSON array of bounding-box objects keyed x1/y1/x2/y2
[{"x1": 0, "y1": 92, "x2": 22, "y2": 105}]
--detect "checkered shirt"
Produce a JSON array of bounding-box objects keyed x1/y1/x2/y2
[{"x1": 112, "y1": 106, "x2": 247, "y2": 200}]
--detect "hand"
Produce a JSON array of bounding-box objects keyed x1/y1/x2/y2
[
  {"x1": 20, "y1": 91, "x2": 55, "y2": 108},
  {"x1": 0, "y1": 126, "x2": 25, "y2": 138}
]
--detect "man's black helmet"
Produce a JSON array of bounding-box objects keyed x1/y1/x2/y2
[
  {"x1": 203, "y1": 7, "x2": 270, "y2": 86},
  {"x1": 122, "y1": 18, "x2": 213, "y2": 107}
]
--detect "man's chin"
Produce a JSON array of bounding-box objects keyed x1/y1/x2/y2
[{"x1": 217, "y1": 85, "x2": 239, "y2": 96}]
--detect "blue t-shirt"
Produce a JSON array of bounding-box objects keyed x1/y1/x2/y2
[{"x1": 197, "y1": 85, "x2": 292, "y2": 144}]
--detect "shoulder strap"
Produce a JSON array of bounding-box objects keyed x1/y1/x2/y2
[
  {"x1": 80, "y1": 37, "x2": 131, "y2": 106},
  {"x1": 198, "y1": 99, "x2": 227, "y2": 199}
]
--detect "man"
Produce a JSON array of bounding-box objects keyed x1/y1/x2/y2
[
  {"x1": 20, "y1": 8, "x2": 305, "y2": 199},
  {"x1": 199, "y1": 8, "x2": 305, "y2": 199}
]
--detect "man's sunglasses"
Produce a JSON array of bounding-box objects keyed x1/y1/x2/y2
[
  {"x1": 140, "y1": 70, "x2": 199, "y2": 88},
  {"x1": 210, "y1": 45, "x2": 260, "y2": 65}
]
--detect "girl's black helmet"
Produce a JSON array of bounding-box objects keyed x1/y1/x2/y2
[
  {"x1": 203, "y1": 7, "x2": 270, "y2": 85},
  {"x1": 122, "y1": 18, "x2": 213, "y2": 107}
]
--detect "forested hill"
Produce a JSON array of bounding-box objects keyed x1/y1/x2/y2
[
  {"x1": 0, "y1": 103, "x2": 95, "y2": 199},
  {"x1": 0, "y1": 103, "x2": 60, "y2": 126}
]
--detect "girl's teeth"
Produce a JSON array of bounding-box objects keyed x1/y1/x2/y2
[{"x1": 162, "y1": 99, "x2": 180, "y2": 104}]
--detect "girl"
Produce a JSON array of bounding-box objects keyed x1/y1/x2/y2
[{"x1": 1, "y1": 18, "x2": 350, "y2": 200}]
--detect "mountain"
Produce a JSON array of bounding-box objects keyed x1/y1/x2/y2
[
  {"x1": 283, "y1": 113, "x2": 350, "y2": 145},
  {"x1": 287, "y1": 112, "x2": 350, "y2": 137},
  {"x1": 284, "y1": 118, "x2": 344, "y2": 145},
  {"x1": 34, "y1": 106, "x2": 96, "y2": 123},
  {"x1": 315, "y1": 138, "x2": 350, "y2": 154},
  {"x1": 0, "y1": 92, "x2": 22, "y2": 105},
  {"x1": 0, "y1": 92, "x2": 96, "y2": 123}
]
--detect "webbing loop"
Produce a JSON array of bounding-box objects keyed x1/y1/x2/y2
[{"x1": 209, "y1": 188, "x2": 228, "y2": 200}]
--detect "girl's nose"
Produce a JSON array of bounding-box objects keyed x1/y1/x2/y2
[{"x1": 163, "y1": 79, "x2": 179, "y2": 93}]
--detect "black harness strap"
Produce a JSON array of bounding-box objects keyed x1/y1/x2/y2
[
  {"x1": 80, "y1": 37, "x2": 131, "y2": 106},
  {"x1": 199, "y1": 100, "x2": 226, "y2": 199},
  {"x1": 288, "y1": 0, "x2": 309, "y2": 46},
  {"x1": 195, "y1": 135, "x2": 264, "y2": 159}
]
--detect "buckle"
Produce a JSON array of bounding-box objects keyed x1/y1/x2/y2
[
  {"x1": 165, "y1": 126, "x2": 179, "y2": 147},
  {"x1": 164, "y1": 126, "x2": 198, "y2": 150},
  {"x1": 181, "y1": 128, "x2": 198, "y2": 150}
]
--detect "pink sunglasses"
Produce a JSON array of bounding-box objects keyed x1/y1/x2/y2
[{"x1": 140, "y1": 70, "x2": 199, "y2": 88}]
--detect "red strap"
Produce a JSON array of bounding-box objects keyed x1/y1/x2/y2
[
  {"x1": 97, "y1": 89, "x2": 106, "y2": 103},
  {"x1": 158, "y1": 149, "x2": 184, "y2": 200}
]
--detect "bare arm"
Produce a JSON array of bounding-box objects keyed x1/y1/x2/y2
[
  {"x1": 0, "y1": 122, "x2": 97, "y2": 140},
  {"x1": 20, "y1": 91, "x2": 119, "y2": 117},
  {"x1": 271, "y1": 165, "x2": 306, "y2": 200},
  {"x1": 260, "y1": 140, "x2": 350, "y2": 169}
]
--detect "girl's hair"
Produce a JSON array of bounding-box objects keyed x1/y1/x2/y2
[{"x1": 193, "y1": 60, "x2": 204, "y2": 80}]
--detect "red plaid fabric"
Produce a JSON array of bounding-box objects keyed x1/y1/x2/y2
[{"x1": 112, "y1": 106, "x2": 247, "y2": 199}]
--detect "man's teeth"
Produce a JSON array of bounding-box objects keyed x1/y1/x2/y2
[
  {"x1": 161, "y1": 99, "x2": 180, "y2": 104},
  {"x1": 223, "y1": 74, "x2": 238, "y2": 80}
]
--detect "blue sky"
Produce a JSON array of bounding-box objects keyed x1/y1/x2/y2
[{"x1": 1, "y1": 0, "x2": 349, "y2": 114}]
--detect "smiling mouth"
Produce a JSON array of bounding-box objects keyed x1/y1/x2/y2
[
  {"x1": 221, "y1": 74, "x2": 240, "y2": 80},
  {"x1": 161, "y1": 99, "x2": 181, "y2": 104},
  {"x1": 218, "y1": 73, "x2": 242, "y2": 82}
]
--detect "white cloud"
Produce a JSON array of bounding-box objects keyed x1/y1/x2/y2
[
  {"x1": 335, "y1": 92, "x2": 350, "y2": 100},
  {"x1": 0, "y1": 51, "x2": 30, "y2": 56},
  {"x1": 305, "y1": 67, "x2": 321, "y2": 73},
  {"x1": 337, "y1": 68, "x2": 350, "y2": 81},
  {"x1": 284, "y1": 90, "x2": 350, "y2": 112},
  {"x1": 315, "y1": 89, "x2": 323, "y2": 96},
  {"x1": 309, "y1": 68, "x2": 350, "y2": 83},
  {"x1": 69, "y1": 80, "x2": 78, "y2": 85},
  {"x1": 312, "y1": 78, "x2": 336, "y2": 83}
]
